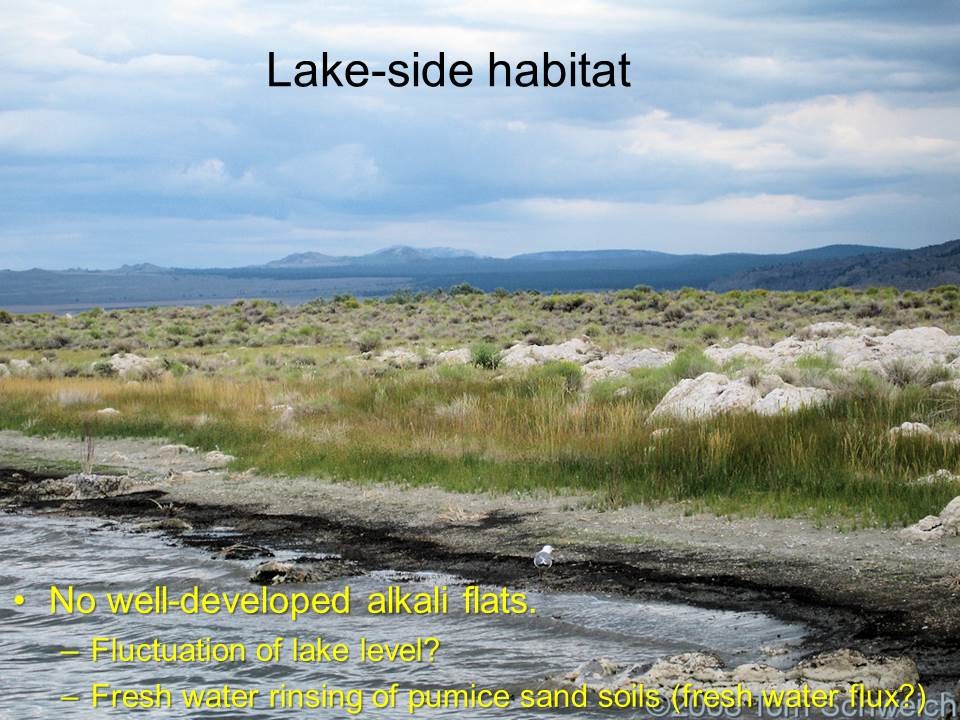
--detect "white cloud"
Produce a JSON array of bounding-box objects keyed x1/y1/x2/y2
[
  {"x1": 623, "y1": 94, "x2": 960, "y2": 172},
  {"x1": 0, "y1": 109, "x2": 103, "y2": 153},
  {"x1": 181, "y1": 157, "x2": 227, "y2": 184},
  {"x1": 289, "y1": 21, "x2": 531, "y2": 60},
  {"x1": 505, "y1": 192, "x2": 879, "y2": 225},
  {"x1": 271, "y1": 144, "x2": 383, "y2": 198}
]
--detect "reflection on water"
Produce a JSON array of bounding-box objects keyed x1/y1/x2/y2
[{"x1": 0, "y1": 513, "x2": 808, "y2": 719}]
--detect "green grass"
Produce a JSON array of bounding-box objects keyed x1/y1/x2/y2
[
  {"x1": 470, "y1": 341, "x2": 501, "y2": 369},
  {"x1": 1, "y1": 373, "x2": 959, "y2": 527},
  {"x1": 2, "y1": 286, "x2": 959, "y2": 356}
]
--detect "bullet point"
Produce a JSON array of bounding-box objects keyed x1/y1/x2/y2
[{"x1": 14, "y1": 595, "x2": 25, "y2": 606}]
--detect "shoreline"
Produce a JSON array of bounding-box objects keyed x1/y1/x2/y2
[{"x1": 1, "y1": 430, "x2": 959, "y2": 685}]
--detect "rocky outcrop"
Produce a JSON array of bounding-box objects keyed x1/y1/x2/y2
[
  {"x1": 96, "y1": 407, "x2": 121, "y2": 417},
  {"x1": 8, "y1": 359, "x2": 31, "y2": 375},
  {"x1": 250, "y1": 558, "x2": 361, "y2": 585},
  {"x1": 582, "y1": 348, "x2": 674, "y2": 381},
  {"x1": 901, "y1": 496, "x2": 960, "y2": 542},
  {"x1": 358, "y1": 325, "x2": 960, "y2": 402},
  {"x1": 17, "y1": 473, "x2": 136, "y2": 501},
  {"x1": 752, "y1": 386, "x2": 831, "y2": 416},
  {"x1": 650, "y1": 373, "x2": 829, "y2": 420},
  {"x1": 792, "y1": 649, "x2": 919, "y2": 690},
  {"x1": 107, "y1": 353, "x2": 163, "y2": 380},
  {"x1": 553, "y1": 649, "x2": 917, "y2": 694},
  {"x1": 705, "y1": 343, "x2": 775, "y2": 366},
  {"x1": 931, "y1": 379, "x2": 960, "y2": 393},
  {"x1": 500, "y1": 338, "x2": 602, "y2": 368},
  {"x1": 434, "y1": 348, "x2": 472, "y2": 364},
  {"x1": 375, "y1": 348, "x2": 424, "y2": 369},
  {"x1": 159, "y1": 444, "x2": 196, "y2": 457},
  {"x1": 888, "y1": 422, "x2": 935, "y2": 439},
  {"x1": 707, "y1": 326, "x2": 960, "y2": 375},
  {"x1": 218, "y1": 543, "x2": 274, "y2": 560},
  {"x1": 651, "y1": 373, "x2": 761, "y2": 419},
  {"x1": 204, "y1": 450, "x2": 235, "y2": 467}
]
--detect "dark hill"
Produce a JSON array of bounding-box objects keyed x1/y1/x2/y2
[{"x1": 710, "y1": 240, "x2": 960, "y2": 291}]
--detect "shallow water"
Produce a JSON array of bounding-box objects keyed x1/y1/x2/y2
[{"x1": 0, "y1": 513, "x2": 809, "y2": 719}]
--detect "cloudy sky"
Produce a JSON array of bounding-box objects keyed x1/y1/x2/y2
[{"x1": 2, "y1": 1, "x2": 959, "y2": 268}]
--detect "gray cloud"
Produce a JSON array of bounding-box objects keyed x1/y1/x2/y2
[{"x1": 0, "y1": 1, "x2": 958, "y2": 268}]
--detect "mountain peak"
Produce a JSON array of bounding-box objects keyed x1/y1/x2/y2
[
  {"x1": 264, "y1": 252, "x2": 344, "y2": 268},
  {"x1": 116, "y1": 263, "x2": 167, "y2": 273},
  {"x1": 370, "y1": 245, "x2": 481, "y2": 260}
]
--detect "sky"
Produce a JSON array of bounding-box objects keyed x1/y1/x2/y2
[{"x1": 1, "y1": 1, "x2": 959, "y2": 269}]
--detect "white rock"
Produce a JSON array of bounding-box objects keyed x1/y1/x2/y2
[
  {"x1": 21, "y1": 473, "x2": 136, "y2": 500},
  {"x1": 732, "y1": 663, "x2": 786, "y2": 685},
  {"x1": 107, "y1": 353, "x2": 163, "y2": 380},
  {"x1": 96, "y1": 407, "x2": 121, "y2": 417},
  {"x1": 941, "y1": 496, "x2": 960, "y2": 534},
  {"x1": 888, "y1": 422, "x2": 934, "y2": 439},
  {"x1": 159, "y1": 444, "x2": 195, "y2": 457},
  {"x1": 652, "y1": 372, "x2": 833, "y2": 420},
  {"x1": 9, "y1": 358, "x2": 31, "y2": 374},
  {"x1": 707, "y1": 326, "x2": 960, "y2": 377},
  {"x1": 641, "y1": 652, "x2": 730, "y2": 687},
  {"x1": 901, "y1": 515, "x2": 946, "y2": 542},
  {"x1": 704, "y1": 343, "x2": 773, "y2": 365},
  {"x1": 650, "y1": 373, "x2": 762, "y2": 420},
  {"x1": 883, "y1": 327, "x2": 958, "y2": 359},
  {"x1": 0, "y1": 363, "x2": 9, "y2": 377},
  {"x1": 500, "y1": 338, "x2": 602, "y2": 368},
  {"x1": 553, "y1": 649, "x2": 916, "y2": 693},
  {"x1": 912, "y1": 469, "x2": 960, "y2": 485},
  {"x1": 789, "y1": 649, "x2": 918, "y2": 690},
  {"x1": 204, "y1": 450, "x2": 235, "y2": 467},
  {"x1": 752, "y1": 373, "x2": 787, "y2": 396},
  {"x1": 375, "y1": 348, "x2": 423, "y2": 368},
  {"x1": 931, "y1": 379, "x2": 960, "y2": 392},
  {"x1": 582, "y1": 348, "x2": 674, "y2": 380},
  {"x1": 902, "y1": 496, "x2": 960, "y2": 542},
  {"x1": 752, "y1": 386, "x2": 831, "y2": 416},
  {"x1": 613, "y1": 387, "x2": 633, "y2": 398},
  {"x1": 434, "y1": 348, "x2": 472, "y2": 364}
]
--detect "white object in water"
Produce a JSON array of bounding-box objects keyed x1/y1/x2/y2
[{"x1": 533, "y1": 545, "x2": 554, "y2": 576}]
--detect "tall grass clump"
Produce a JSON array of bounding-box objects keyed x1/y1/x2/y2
[
  {"x1": 669, "y1": 347, "x2": 718, "y2": 380},
  {"x1": 521, "y1": 361, "x2": 583, "y2": 395},
  {"x1": 470, "y1": 342, "x2": 501, "y2": 369}
]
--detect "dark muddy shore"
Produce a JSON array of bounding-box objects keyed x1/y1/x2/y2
[{"x1": 2, "y1": 460, "x2": 958, "y2": 687}]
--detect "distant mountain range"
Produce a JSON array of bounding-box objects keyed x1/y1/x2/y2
[
  {"x1": 709, "y1": 239, "x2": 960, "y2": 291},
  {"x1": 1, "y1": 240, "x2": 957, "y2": 313},
  {"x1": 263, "y1": 246, "x2": 483, "y2": 267}
]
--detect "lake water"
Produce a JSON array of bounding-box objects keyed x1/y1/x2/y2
[{"x1": 0, "y1": 513, "x2": 809, "y2": 719}]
